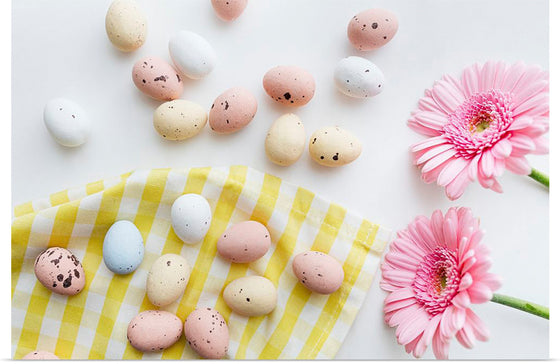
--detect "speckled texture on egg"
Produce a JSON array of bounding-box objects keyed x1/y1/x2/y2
[
  {"x1": 223, "y1": 276, "x2": 277, "y2": 317},
  {"x1": 347, "y1": 8, "x2": 399, "y2": 51},
  {"x1": 208, "y1": 87, "x2": 258, "y2": 134},
  {"x1": 263, "y1": 65, "x2": 315, "y2": 107},
  {"x1": 184, "y1": 308, "x2": 229, "y2": 359},
  {"x1": 103, "y1": 220, "x2": 144, "y2": 275},
  {"x1": 211, "y1": 0, "x2": 247, "y2": 21},
  {"x1": 334, "y1": 56, "x2": 385, "y2": 98},
  {"x1": 217, "y1": 221, "x2": 271, "y2": 263},
  {"x1": 309, "y1": 126, "x2": 362, "y2": 167},
  {"x1": 34, "y1": 247, "x2": 85, "y2": 296},
  {"x1": 105, "y1": 0, "x2": 147, "y2": 52},
  {"x1": 22, "y1": 351, "x2": 59, "y2": 360},
  {"x1": 146, "y1": 254, "x2": 191, "y2": 307},
  {"x1": 43, "y1": 98, "x2": 91, "y2": 147},
  {"x1": 153, "y1": 100, "x2": 208, "y2": 140},
  {"x1": 132, "y1": 56, "x2": 183, "y2": 101},
  {"x1": 127, "y1": 310, "x2": 183, "y2": 352},
  {"x1": 171, "y1": 194, "x2": 212, "y2": 244},
  {"x1": 292, "y1": 251, "x2": 345, "y2": 294},
  {"x1": 265, "y1": 113, "x2": 306, "y2": 166}
]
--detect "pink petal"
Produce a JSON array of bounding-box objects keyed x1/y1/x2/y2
[
  {"x1": 416, "y1": 144, "x2": 454, "y2": 165},
  {"x1": 508, "y1": 116, "x2": 533, "y2": 131},
  {"x1": 387, "y1": 303, "x2": 421, "y2": 327},
  {"x1": 385, "y1": 286, "x2": 416, "y2": 304},
  {"x1": 467, "y1": 282, "x2": 493, "y2": 304},
  {"x1": 404, "y1": 335, "x2": 423, "y2": 355},
  {"x1": 397, "y1": 307, "x2": 431, "y2": 345},
  {"x1": 432, "y1": 327, "x2": 450, "y2": 359},
  {"x1": 384, "y1": 297, "x2": 417, "y2": 314},
  {"x1": 468, "y1": 155, "x2": 481, "y2": 181},
  {"x1": 443, "y1": 217, "x2": 458, "y2": 250},
  {"x1": 532, "y1": 136, "x2": 549, "y2": 154},
  {"x1": 513, "y1": 93, "x2": 549, "y2": 118},
  {"x1": 489, "y1": 179, "x2": 503, "y2": 193},
  {"x1": 512, "y1": 79, "x2": 549, "y2": 107},
  {"x1": 437, "y1": 157, "x2": 469, "y2": 187},
  {"x1": 479, "y1": 61, "x2": 497, "y2": 92},
  {"x1": 458, "y1": 273, "x2": 474, "y2": 291},
  {"x1": 490, "y1": 139, "x2": 512, "y2": 159},
  {"x1": 430, "y1": 209, "x2": 446, "y2": 246},
  {"x1": 465, "y1": 309, "x2": 490, "y2": 341},
  {"x1": 480, "y1": 152, "x2": 496, "y2": 178},
  {"x1": 382, "y1": 269, "x2": 416, "y2": 287},
  {"x1": 445, "y1": 169, "x2": 471, "y2": 200},
  {"x1": 478, "y1": 273, "x2": 502, "y2": 291},
  {"x1": 511, "y1": 64, "x2": 548, "y2": 96},
  {"x1": 411, "y1": 136, "x2": 448, "y2": 153},
  {"x1": 384, "y1": 252, "x2": 421, "y2": 271},
  {"x1": 416, "y1": 315, "x2": 442, "y2": 358},
  {"x1": 456, "y1": 325, "x2": 476, "y2": 349},
  {"x1": 509, "y1": 134, "x2": 536, "y2": 153},
  {"x1": 452, "y1": 290, "x2": 471, "y2": 308},
  {"x1": 501, "y1": 61, "x2": 527, "y2": 92},
  {"x1": 491, "y1": 60, "x2": 508, "y2": 89},
  {"x1": 431, "y1": 80, "x2": 464, "y2": 114},
  {"x1": 421, "y1": 149, "x2": 456, "y2": 173},
  {"x1": 461, "y1": 63, "x2": 481, "y2": 96},
  {"x1": 505, "y1": 156, "x2": 531, "y2": 175}
]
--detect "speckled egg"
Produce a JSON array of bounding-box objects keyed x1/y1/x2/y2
[
  {"x1": 153, "y1": 100, "x2": 207, "y2": 141},
  {"x1": 132, "y1": 56, "x2": 183, "y2": 101},
  {"x1": 169, "y1": 30, "x2": 217, "y2": 80},
  {"x1": 223, "y1": 276, "x2": 277, "y2": 317},
  {"x1": 184, "y1": 308, "x2": 229, "y2": 359},
  {"x1": 292, "y1": 251, "x2": 344, "y2": 294},
  {"x1": 265, "y1": 113, "x2": 306, "y2": 166},
  {"x1": 263, "y1": 65, "x2": 315, "y2": 107},
  {"x1": 309, "y1": 126, "x2": 362, "y2": 167},
  {"x1": 105, "y1": 0, "x2": 147, "y2": 52},
  {"x1": 211, "y1": 0, "x2": 247, "y2": 21},
  {"x1": 347, "y1": 8, "x2": 399, "y2": 51},
  {"x1": 171, "y1": 194, "x2": 212, "y2": 244},
  {"x1": 43, "y1": 98, "x2": 91, "y2": 147},
  {"x1": 103, "y1": 220, "x2": 144, "y2": 275},
  {"x1": 22, "y1": 351, "x2": 59, "y2": 360},
  {"x1": 146, "y1": 254, "x2": 191, "y2": 307},
  {"x1": 208, "y1": 87, "x2": 258, "y2": 134},
  {"x1": 127, "y1": 310, "x2": 183, "y2": 352},
  {"x1": 217, "y1": 221, "x2": 271, "y2": 263},
  {"x1": 334, "y1": 56, "x2": 385, "y2": 98},
  {"x1": 34, "y1": 247, "x2": 85, "y2": 296}
]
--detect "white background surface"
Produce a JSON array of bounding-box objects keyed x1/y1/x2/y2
[{"x1": 11, "y1": 0, "x2": 549, "y2": 359}]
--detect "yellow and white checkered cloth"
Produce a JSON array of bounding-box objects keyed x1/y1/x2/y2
[{"x1": 12, "y1": 166, "x2": 391, "y2": 359}]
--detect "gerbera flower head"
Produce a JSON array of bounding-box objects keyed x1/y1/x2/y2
[
  {"x1": 408, "y1": 61, "x2": 549, "y2": 200},
  {"x1": 380, "y1": 207, "x2": 501, "y2": 359}
]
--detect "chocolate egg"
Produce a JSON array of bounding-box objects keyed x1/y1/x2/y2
[
  {"x1": 132, "y1": 56, "x2": 183, "y2": 101},
  {"x1": 127, "y1": 310, "x2": 183, "y2": 352},
  {"x1": 34, "y1": 247, "x2": 85, "y2": 296},
  {"x1": 208, "y1": 87, "x2": 258, "y2": 134},
  {"x1": 263, "y1": 66, "x2": 315, "y2": 107},
  {"x1": 347, "y1": 8, "x2": 399, "y2": 51},
  {"x1": 184, "y1": 308, "x2": 229, "y2": 359},
  {"x1": 292, "y1": 251, "x2": 344, "y2": 294},
  {"x1": 217, "y1": 221, "x2": 271, "y2": 263}
]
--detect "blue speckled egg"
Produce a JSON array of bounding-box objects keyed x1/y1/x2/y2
[{"x1": 103, "y1": 220, "x2": 144, "y2": 274}]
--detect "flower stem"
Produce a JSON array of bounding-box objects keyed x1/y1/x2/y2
[
  {"x1": 528, "y1": 168, "x2": 549, "y2": 188},
  {"x1": 491, "y1": 294, "x2": 549, "y2": 319}
]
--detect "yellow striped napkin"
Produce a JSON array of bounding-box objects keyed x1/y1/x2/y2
[{"x1": 12, "y1": 166, "x2": 391, "y2": 359}]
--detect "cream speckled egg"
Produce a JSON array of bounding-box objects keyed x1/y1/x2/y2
[
  {"x1": 265, "y1": 113, "x2": 306, "y2": 166},
  {"x1": 217, "y1": 221, "x2": 271, "y2": 263},
  {"x1": 263, "y1": 66, "x2": 315, "y2": 107},
  {"x1": 223, "y1": 276, "x2": 277, "y2": 317},
  {"x1": 184, "y1": 308, "x2": 229, "y2": 359},
  {"x1": 211, "y1": 0, "x2": 247, "y2": 21},
  {"x1": 292, "y1": 251, "x2": 344, "y2": 294},
  {"x1": 34, "y1": 247, "x2": 85, "y2": 296},
  {"x1": 153, "y1": 100, "x2": 207, "y2": 141},
  {"x1": 43, "y1": 98, "x2": 90, "y2": 147},
  {"x1": 347, "y1": 8, "x2": 399, "y2": 51},
  {"x1": 22, "y1": 351, "x2": 59, "y2": 360},
  {"x1": 169, "y1": 31, "x2": 217, "y2": 80},
  {"x1": 309, "y1": 126, "x2": 362, "y2": 167},
  {"x1": 105, "y1": 0, "x2": 147, "y2": 52},
  {"x1": 171, "y1": 194, "x2": 212, "y2": 244},
  {"x1": 146, "y1": 254, "x2": 191, "y2": 307},
  {"x1": 127, "y1": 310, "x2": 183, "y2": 352},
  {"x1": 132, "y1": 56, "x2": 183, "y2": 101},
  {"x1": 334, "y1": 56, "x2": 385, "y2": 98},
  {"x1": 209, "y1": 87, "x2": 258, "y2": 134}
]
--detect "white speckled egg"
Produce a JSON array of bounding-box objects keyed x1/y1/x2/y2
[
  {"x1": 171, "y1": 194, "x2": 212, "y2": 244},
  {"x1": 334, "y1": 56, "x2": 385, "y2": 98},
  {"x1": 217, "y1": 221, "x2": 271, "y2": 263},
  {"x1": 265, "y1": 113, "x2": 306, "y2": 166},
  {"x1": 223, "y1": 276, "x2": 277, "y2": 317},
  {"x1": 169, "y1": 31, "x2": 217, "y2": 80},
  {"x1": 105, "y1": 0, "x2": 147, "y2": 52},
  {"x1": 103, "y1": 220, "x2": 144, "y2": 275},
  {"x1": 127, "y1": 310, "x2": 183, "y2": 352},
  {"x1": 309, "y1": 126, "x2": 362, "y2": 167},
  {"x1": 34, "y1": 247, "x2": 85, "y2": 296},
  {"x1": 292, "y1": 251, "x2": 344, "y2": 294},
  {"x1": 43, "y1": 98, "x2": 90, "y2": 147},
  {"x1": 22, "y1": 351, "x2": 59, "y2": 360},
  {"x1": 153, "y1": 100, "x2": 208, "y2": 141},
  {"x1": 146, "y1": 254, "x2": 191, "y2": 307},
  {"x1": 184, "y1": 308, "x2": 229, "y2": 359}
]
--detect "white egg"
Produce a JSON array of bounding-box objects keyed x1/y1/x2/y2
[
  {"x1": 168, "y1": 31, "x2": 217, "y2": 80},
  {"x1": 43, "y1": 98, "x2": 91, "y2": 147},
  {"x1": 171, "y1": 194, "x2": 212, "y2": 244},
  {"x1": 103, "y1": 220, "x2": 144, "y2": 275},
  {"x1": 334, "y1": 56, "x2": 385, "y2": 98}
]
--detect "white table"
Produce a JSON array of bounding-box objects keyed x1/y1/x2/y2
[{"x1": 12, "y1": 0, "x2": 549, "y2": 359}]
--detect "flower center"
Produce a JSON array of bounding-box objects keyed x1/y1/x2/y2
[
  {"x1": 413, "y1": 247, "x2": 461, "y2": 315},
  {"x1": 443, "y1": 90, "x2": 513, "y2": 159}
]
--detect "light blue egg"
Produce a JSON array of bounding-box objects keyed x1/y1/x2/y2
[{"x1": 103, "y1": 220, "x2": 144, "y2": 275}]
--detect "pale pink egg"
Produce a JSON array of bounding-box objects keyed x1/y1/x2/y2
[
  {"x1": 263, "y1": 65, "x2": 315, "y2": 107},
  {"x1": 22, "y1": 351, "x2": 59, "y2": 360},
  {"x1": 208, "y1": 87, "x2": 257, "y2": 134},
  {"x1": 127, "y1": 310, "x2": 183, "y2": 352},
  {"x1": 132, "y1": 56, "x2": 184, "y2": 101},
  {"x1": 217, "y1": 221, "x2": 271, "y2": 263},
  {"x1": 292, "y1": 251, "x2": 344, "y2": 294},
  {"x1": 211, "y1": 0, "x2": 248, "y2": 21},
  {"x1": 184, "y1": 308, "x2": 229, "y2": 359},
  {"x1": 34, "y1": 247, "x2": 85, "y2": 296},
  {"x1": 347, "y1": 8, "x2": 399, "y2": 51}
]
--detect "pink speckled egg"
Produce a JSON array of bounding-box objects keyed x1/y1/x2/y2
[
  {"x1": 347, "y1": 8, "x2": 399, "y2": 51},
  {"x1": 22, "y1": 351, "x2": 59, "y2": 360},
  {"x1": 263, "y1": 65, "x2": 315, "y2": 107},
  {"x1": 184, "y1": 308, "x2": 229, "y2": 359},
  {"x1": 211, "y1": 0, "x2": 247, "y2": 21},
  {"x1": 217, "y1": 221, "x2": 271, "y2": 263},
  {"x1": 292, "y1": 251, "x2": 344, "y2": 294},
  {"x1": 34, "y1": 247, "x2": 85, "y2": 296},
  {"x1": 208, "y1": 87, "x2": 257, "y2": 134},
  {"x1": 127, "y1": 310, "x2": 183, "y2": 352},
  {"x1": 132, "y1": 56, "x2": 184, "y2": 101}
]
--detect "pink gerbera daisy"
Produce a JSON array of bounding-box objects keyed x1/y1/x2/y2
[
  {"x1": 408, "y1": 61, "x2": 549, "y2": 200},
  {"x1": 380, "y1": 207, "x2": 501, "y2": 359}
]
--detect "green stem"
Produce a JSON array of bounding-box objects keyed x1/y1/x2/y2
[
  {"x1": 491, "y1": 294, "x2": 549, "y2": 319},
  {"x1": 528, "y1": 168, "x2": 549, "y2": 188}
]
